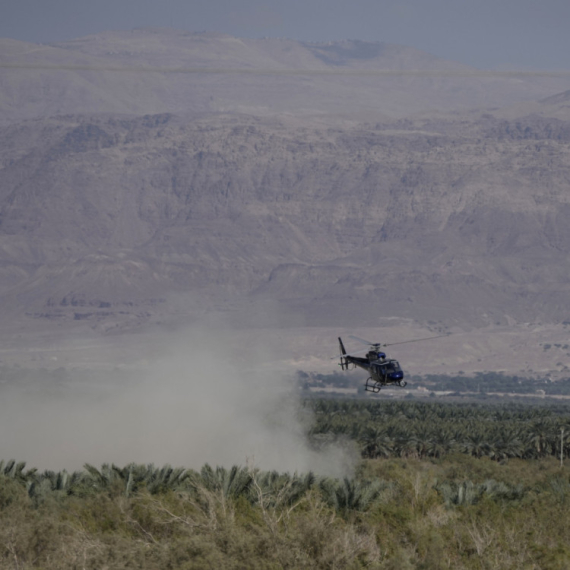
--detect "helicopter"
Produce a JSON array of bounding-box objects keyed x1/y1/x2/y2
[{"x1": 337, "y1": 334, "x2": 449, "y2": 393}]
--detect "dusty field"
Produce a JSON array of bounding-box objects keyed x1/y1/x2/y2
[{"x1": 0, "y1": 319, "x2": 567, "y2": 380}]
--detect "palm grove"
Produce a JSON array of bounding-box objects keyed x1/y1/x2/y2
[{"x1": 2, "y1": 399, "x2": 570, "y2": 568}]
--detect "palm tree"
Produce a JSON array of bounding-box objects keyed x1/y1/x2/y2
[
  {"x1": 254, "y1": 470, "x2": 316, "y2": 508},
  {"x1": 527, "y1": 420, "x2": 555, "y2": 458},
  {"x1": 360, "y1": 427, "x2": 394, "y2": 459},
  {"x1": 27, "y1": 469, "x2": 88, "y2": 502},
  {"x1": 489, "y1": 430, "x2": 524, "y2": 461},
  {"x1": 436, "y1": 480, "x2": 484, "y2": 507},
  {"x1": 396, "y1": 433, "x2": 420, "y2": 459},
  {"x1": 318, "y1": 477, "x2": 384, "y2": 515},
  {"x1": 425, "y1": 429, "x2": 455, "y2": 458},
  {"x1": 195, "y1": 464, "x2": 253, "y2": 500},
  {"x1": 463, "y1": 432, "x2": 489, "y2": 458},
  {"x1": 0, "y1": 460, "x2": 36, "y2": 483}
]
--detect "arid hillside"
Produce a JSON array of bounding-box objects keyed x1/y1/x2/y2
[
  {"x1": 1, "y1": 30, "x2": 570, "y2": 375},
  {"x1": 1, "y1": 109, "x2": 570, "y2": 333}
]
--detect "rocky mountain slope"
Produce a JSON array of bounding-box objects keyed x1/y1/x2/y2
[
  {"x1": 1, "y1": 108, "x2": 570, "y2": 334},
  {"x1": 1, "y1": 30, "x2": 570, "y2": 376}
]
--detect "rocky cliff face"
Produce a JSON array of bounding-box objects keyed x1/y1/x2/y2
[
  {"x1": 2, "y1": 29, "x2": 570, "y2": 347},
  {"x1": 1, "y1": 106, "x2": 570, "y2": 332}
]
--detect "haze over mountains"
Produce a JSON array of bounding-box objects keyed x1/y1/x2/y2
[
  {"x1": 1, "y1": 29, "x2": 570, "y2": 375},
  {"x1": 2, "y1": 28, "x2": 570, "y2": 123}
]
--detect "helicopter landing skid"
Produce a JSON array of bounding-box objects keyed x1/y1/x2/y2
[{"x1": 365, "y1": 378, "x2": 381, "y2": 393}]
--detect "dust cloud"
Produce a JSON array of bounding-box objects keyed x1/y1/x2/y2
[{"x1": 0, "y1": 324, "x2": 357, "y2": 476}]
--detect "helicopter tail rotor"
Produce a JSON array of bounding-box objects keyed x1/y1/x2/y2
[{"x1": 338, "y1": 337, "x2": 349, "y2": 370}]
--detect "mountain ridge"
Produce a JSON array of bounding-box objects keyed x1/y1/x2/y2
[
  {"x1": 1, "y1": 109, "x2": 570, "y2": 335},
  {"x1": 2, "y1": 29, "x2": 570, "y2": 124}
]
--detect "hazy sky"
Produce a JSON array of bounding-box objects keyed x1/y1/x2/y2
[{"x1": 2, "y1": 0, "x2": 570, "y2": 70}]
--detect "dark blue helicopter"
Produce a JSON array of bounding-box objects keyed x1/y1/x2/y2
[{"x1": 338, "y1": 334, "x2": 448, "y2": 393}]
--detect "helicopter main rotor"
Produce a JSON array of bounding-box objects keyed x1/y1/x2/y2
[
  {"x1": 332, "y1": 332, "x2": 450, "y2": 361},
  {"x1": 348, "y1": 333, "x2": 449, "y2": 349}
]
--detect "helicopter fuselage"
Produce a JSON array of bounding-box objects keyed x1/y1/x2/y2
[{"x1": 338, "y1": 338, "x2": 406, "y2": 393}]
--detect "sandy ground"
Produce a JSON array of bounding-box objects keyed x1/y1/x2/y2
[{"x1": 0, "y1": 318, "x2": 568, "y2": 380}]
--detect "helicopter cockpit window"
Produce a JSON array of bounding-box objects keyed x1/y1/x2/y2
[{"x1": 385, "y1": 360, "x2": 401, "y2": 372}]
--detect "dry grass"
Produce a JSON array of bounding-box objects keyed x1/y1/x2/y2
[{"x1": 1, "y1": 455, "x2": 570, "y2": 569}]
